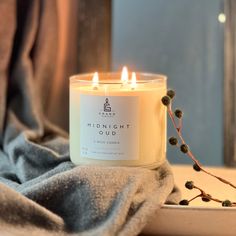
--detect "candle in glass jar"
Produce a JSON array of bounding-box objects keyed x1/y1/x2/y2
[{"x1": 69, "y1": 68, "x2": 167, "y2": 169}]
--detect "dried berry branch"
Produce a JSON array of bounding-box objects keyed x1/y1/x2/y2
[
  {"x1": 162, "y1": 91, "x2": 236, "y2": 190},
  {"x1": 162, "y1": 90, "x2": 236, "y2": 206},
  {"x1": 179, "y1": 181, "x2": 236, "y2": 207}
]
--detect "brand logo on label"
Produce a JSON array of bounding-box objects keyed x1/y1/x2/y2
[
  {"x1": 104, "y1": 98, "x2": 111, "y2": 112},
  {"x1": 99, "y1": 97, "x2": 115, "y2": 117}
]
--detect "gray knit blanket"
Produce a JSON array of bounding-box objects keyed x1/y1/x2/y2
[{"x1": 0, "y1": 1, "x2": 180, "y2": 235}]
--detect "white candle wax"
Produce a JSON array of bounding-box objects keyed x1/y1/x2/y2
[{"x1": 69, "y1": 72, "x2": 167, "y2": 169}]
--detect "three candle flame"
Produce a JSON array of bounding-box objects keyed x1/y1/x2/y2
[
  {"x1": 121, "y1": 66, "x2": 129, "y2": 84},
  {"x1": 92, "y1": 72, "x2": 99, "y2": 89},
  {"x1": 92, "y1": 67, "x2": 136, "y2": 89}
]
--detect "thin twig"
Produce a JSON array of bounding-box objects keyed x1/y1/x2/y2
[
  {"x1": 191, "y1": 184, "x2": 236, "y2": 206},
  {"x1": 167, "y1": 103, "x2": 236, "y2": 190}
]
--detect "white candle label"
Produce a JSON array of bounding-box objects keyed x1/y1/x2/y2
[{"x1": 80, "y1": 94, "x2": 139, "y2": 160}]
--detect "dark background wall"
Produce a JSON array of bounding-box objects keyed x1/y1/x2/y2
[{"x1": 112, "y1": 0, "x2": 224, "y2": 166}]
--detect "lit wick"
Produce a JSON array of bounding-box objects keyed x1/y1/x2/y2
[
  {"x1": 92, "y1": 72, "x2": 99, "y2": 90},
  {"x1": 131, "y1": 72, "x2": 137, "y2": 90},
  {"x1": 121, "y1": 66, "x2": 129, "y2": 86}
]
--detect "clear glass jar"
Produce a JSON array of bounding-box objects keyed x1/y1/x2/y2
[{"x1": 69, "y1": 72, "x2": 167, "y2": 169}]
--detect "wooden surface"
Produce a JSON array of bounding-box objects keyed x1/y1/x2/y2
[
  {"x1": 224, "y1": 0, "x2": 236, "y2": 166},
  {"x1": 77, "y1": 0, "x2": 111, "y2": 73}
]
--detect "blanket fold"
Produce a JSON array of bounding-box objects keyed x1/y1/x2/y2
[{"x1": 0, "y1": 161, "x2": 179, "y2": 236}]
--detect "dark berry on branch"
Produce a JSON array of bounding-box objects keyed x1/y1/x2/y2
[
  {"x1": 169, "y1": 137, "x2": 178, "y2": 145},
  {"x1": 193, "y1": 163, "x2": 201, "y2": 172},
  {"x1": 185, "y1": 181, "x2": 194, "y2": 190},
  {"x1": 222, "y1": 200, "x2": 232, "y2": 207},
  {"x1": 202, "y1": 195, "x2": 211, "y2": 202},
  {"x1": 179, "y1": 199, "x2": 189, "y2": 205},
  {"x1": 161, "y1": 96, "x2": 171, "y2": 106},
  {"x1": 174, "y1": 109, "x2": 183, "y2": 119},
  {"x1": 180, "y1": 144, "x2": 189, "y2": 153},
  {"x1": 167, "y1": 90, "x2": 175, "y2": 99}
]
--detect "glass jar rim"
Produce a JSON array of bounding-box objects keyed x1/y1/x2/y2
[{"x1": 70, "y1": 72, "x2": 167, "y2": 84}]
